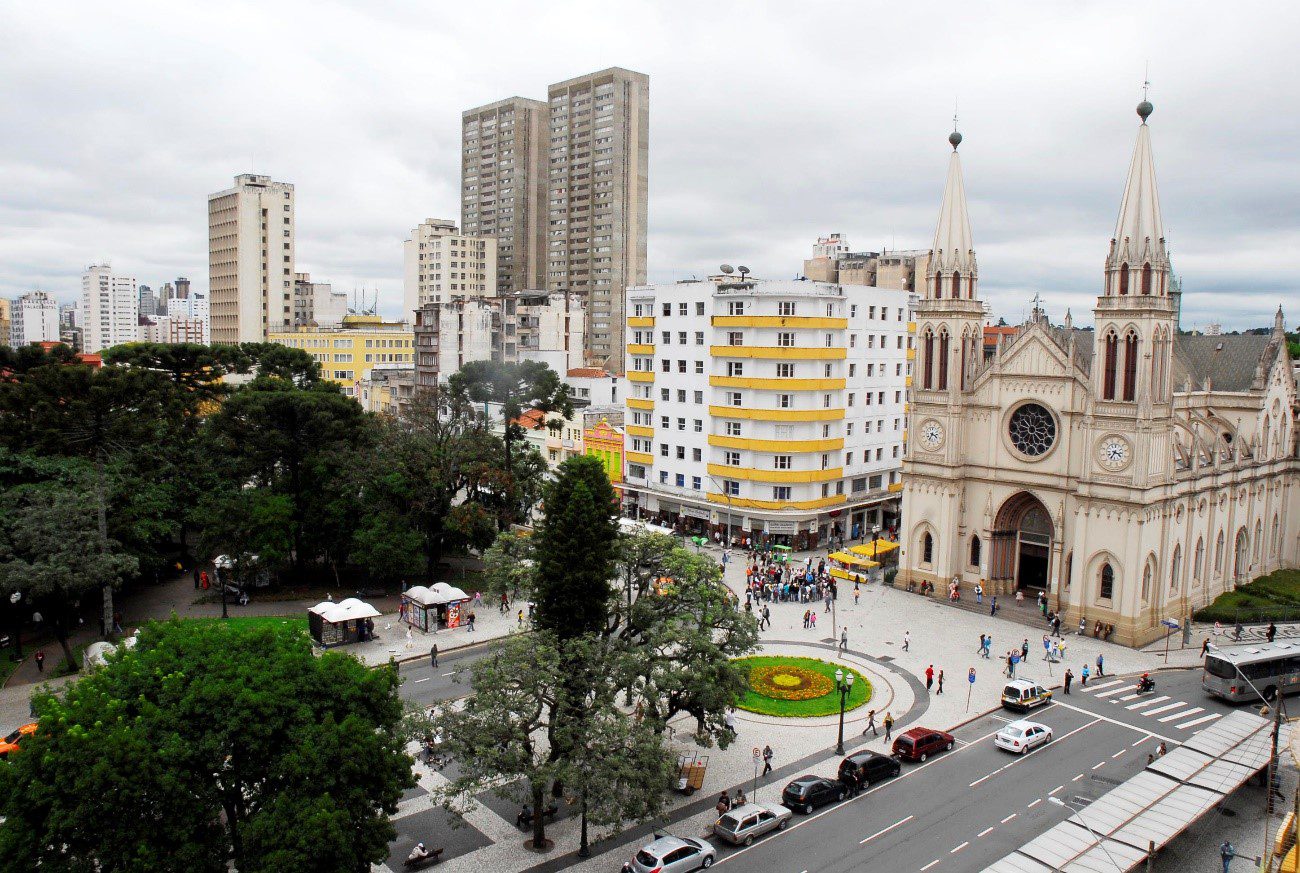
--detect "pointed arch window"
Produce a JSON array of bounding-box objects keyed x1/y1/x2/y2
[
  {"x1": 922, "y1": 532, "x2": 934, "y2": 564},
  {"x1": 937, "y1": 330, "x2": 950, "y2": 390},
  {"x1": 951, "y1": 272, "x2": 961, "y2": 299},
  {"x1": 922, "y1": 330, "x2": 935, "y2": 389},
  {"x1": 1151, "y1": 328, "x2": 1165, "y2": 398},
  {"x1": 1100, "y1": 562, "x2": 1115, "y2": 600},
  {"x1": 1214, "y1": 530, "x2": 1225, "y2": 576},
  {"x1": 1273, "y1": 515, "x2": 1282, "y2": 557},
  {"x1": 1254, "y1": 520, "x2": 1263, "y2": 563},
  {"x1": 969, "y1": 535, "x2": 981, "y2": 569},
  {"x1": 1122, "y1": 332, "x2": 1139, "y2": 401},
  {"x1": 1102, "y1": 331, "x2": 1119, "y2": 399},
  {"x1": 960, "y1": 333, "x2": 969, "y2": 389},
  {"x1": 1118, "y1": 263, "x2": 1129, "y2": 296},
  {"x1": 1171, "y1": 545, "x2": 1181, "y2": 592},
  {"x1": 1141, "y1": 263, "x2": 1152, "y2": 295},
  {"x1": 1194, "y1": 537, "x2": 1204, "y2": 582}
]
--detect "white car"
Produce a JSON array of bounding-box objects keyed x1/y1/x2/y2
[{"x1": 995, "y1": 720, "x2": 1053, "y2": 754}]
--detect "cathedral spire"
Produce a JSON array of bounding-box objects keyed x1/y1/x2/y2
[
  {"x1": 931, "y1": 126, "x2": 976, "y2": 276},
  {"x1": 1107, "y1": 98, "x2": 1168, "y2": 273}
]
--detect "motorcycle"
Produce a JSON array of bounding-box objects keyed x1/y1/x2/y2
[{"x1": 1136, "y1": 676, "x2": 1155, "y2": 694}]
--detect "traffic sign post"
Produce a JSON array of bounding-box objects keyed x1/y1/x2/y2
[
  {"x1": 752, "y1": 747, "x2": 761, "y2": 799},
  {"x1": 1160, "y1": 618, "x2": 1181, "y2": 663},
  {"x1": 967, "y1": 667, "x2": 976, "y2": 713}
]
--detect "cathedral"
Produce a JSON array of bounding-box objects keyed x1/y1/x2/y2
[{"x1": 898, "y1": 99, "x2": 1299, "y2": 646}]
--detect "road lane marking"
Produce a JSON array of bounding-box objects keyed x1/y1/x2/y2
[
  {"x1": 413, "y1": 677, "x2": 431, "y2": 683},
  {"x1": 1027, "y1": 798, "x2": 1042, "y2": 808},
  {"x1": 1159, "y1": 706, "x2": 1204, "y2": 723},
  {"x1": 951, "y1": 841, "x2": 969, "y2": 853},
  {"x1": 1117, "y1": 693, "x2": 1141, "y2": 702},
  {"x1": 1176, "y1": 713, "x2": 1223, "y2": 730},
  {"x1": 1072, "y1": 773, "x2": 1085, "y2": 781},
  {"x1": 1001, "y1": 813, "x2": 1018, "y2": 824},
  {"x1": 978, "y1": 826, "x2": 995, "y2": 837},
  {"x1": 1141, "y1": 702, "x2": 1185, "y2": 717},
  {"x1": 861, "y1": 815, "x2": 914, "y2": 844},
  {"x1": 1085, "y1": 679, "x2": 1125, "y2": 693},
  {"x1": 714, "y1": 728, "x2": 1002, "y2": 867},
  {"x1": 1111, "y1": 750, "x2": 1126, "y2": 759},
  {"x1": 1049, "y1": 785, "x2": 1064, "y2": 795},
  {"x1": 969, "y1": 718, "x2": 1100, "y2": 787},
  {"x1": 1092, "y1": 762, "x2": 1105, "y2": 770},
  {"x1": 1050, "y1": 699, "x2": 1178, "y2": 744},
  {"x1": 441, "y1": 672, "x2": 456, "y2": 676},
  {"x1": 921, "y1": 860, "x2": 940, "y2": 871},
  {"x1": 1126, "y1": 696, "x2": 1170, "y2": 709},
  {"x1": 1095, "y1": 687, "x2": 1129, "y2": 698}
]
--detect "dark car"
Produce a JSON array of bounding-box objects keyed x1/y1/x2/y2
[
  {"x1": 781, "y1": 775, "x2": 847, "y2": 814},
  {"x1": 837, "y1": 750, "x2": 901, "y2": 792},
  {"x1": 892, "y1": 727, "x2": 955, "y2": 763}
]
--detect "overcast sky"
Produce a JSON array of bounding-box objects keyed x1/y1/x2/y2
[{"x1": 2, "y1": 0, "x2": 1296, "y2": 331}]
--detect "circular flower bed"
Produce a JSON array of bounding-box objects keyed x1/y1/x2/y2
[{"x1": 733, "y1": 655, "x2": 872, "y2": 718}]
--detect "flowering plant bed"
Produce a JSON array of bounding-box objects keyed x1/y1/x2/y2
[{"x1": 733, "y1": 655, "x2": 871, "y2": 718}]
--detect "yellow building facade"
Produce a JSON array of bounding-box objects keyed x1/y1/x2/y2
[{"x1": 268, "y1": 314, "x2": 413, "y2": 396}]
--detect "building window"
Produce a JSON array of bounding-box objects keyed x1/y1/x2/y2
[
  {"x1": 662, "y1": 331, "x2": 671, "y2": 344},
  {"x1": 923, "y1": 330, "x2": 934, "y2": 389},
  {"x1": 774, "y1": 455, "x2": 792, "y2": 469},
  {"x1": 676, "y1": 446, "x2": 685, "y2": 459},
  {"x1": 728, "y1": 301, "x2": 744, "y2": 316},
  {"x1": 695, "y1": 360, "x2": 704, "y2": 374},
  {"x1": 694, "y1": 390, "x2": 704, "y2": 403},
  {"x1": 725, "y1": 422, "x2": 741, "y2": 436},
  {"x1": 922, "y1": 533, "x2": 934, "y2": 564},
  {"x1": 937, "y1": 331, "x2": 950, "y2": 390},
  {"x1": 675, "y1": 474, "x2": 685, "y2": 487},
  {"x1": 728, "y1": 331, "x2": 744, "y2": 346},
  {"x1": 730, "y1": 392, "x2": 743, "y2": 407},
  {"x1": 970, "y1": 535, "x2": 981, "y2": 568},
  {"x1": 779, "y1": 394, "x2": 792, "y2": 408},
  {"x1": 695, "y1": 331, "x2": 704, "y2": 345},
  {"x1": 696, "y1": 302, "x2": 705, "y2": 315},
  {"x1": 778, "y1": 301, "x2": 795, "y2": 316},
  {"x1": 1215, "y1": 530, "x2": 1225, "y2": 575},
  {"x1": 845, "y1": 452, "x2": 853, "y2": 465},
  {"x1": 677, "y1": 418, "x2": 686, "y2": 431},
  {"x1": 1102, "y1": 331, "x2": 1118, "y2": 399},
  {"x1": 727, "y1": 362, "x2": 744, "y2": 377},
  {"x1": 725, "y1": 480, "x2": 740, "y2": 496},
  {"x1": 694, "y1": 419, "x2": 703, "y2": 432},
  {"x1": 1099, "y1": 563, "x2": 1115, "y2": 599},
  {"x1": 692, "y1": 476, "x2": 701, "y2": 490},
  {"x1": 662, "y1": 303, "x2": 671, "y2": 316},
  {"x1": 1193, "y1": 537, "x2": 1204, "y2": 581},
  {"x1": 777, "y1": 332, "x2": 795, "y2": 347},
  {"x1": 660, "y1": 471, "x2": 669, "y2": 483},
  {"x1": 1118, "y1": 263, "x2": 1129, "y2": 296},
  {"x1": 692, "y1": 448, "x2": 702, "y2": 461},
  {"x1": 725, "y1": 451, "x2": 741, "y2": 466},
  {"x1": 1170, "y1": 545, "x2": 1181, "y2": 591},
  {"x1": 678, "y1": 360, "x2": 687, "y2": 373},
  {"x1": 1122, "y1": 333, "x2": 1138, "y2": 401},
  {"x1": 777, "y1": 363, "x2": 795, "y2": 378},
  {"x1": 773, "y1": 486, "x2": 792, "y2": 500}
]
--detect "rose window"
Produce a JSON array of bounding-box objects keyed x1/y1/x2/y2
[{"x1": 1008, "y1": 404, "x2": 1057, "y2": 457}]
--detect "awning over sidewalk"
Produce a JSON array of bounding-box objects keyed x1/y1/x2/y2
[
  {"x1": 849, "y1": 540, "x2": 898, "y2": 557},
  {"x1": 828, "y1": 551, "x2": 880, "y2": 569},
  {"x1": 309, "y1": 598, "x2": 380, "y2": 623},
  {"x1": 982, "y1": 710, "x2": 1287, "y2": 873}
]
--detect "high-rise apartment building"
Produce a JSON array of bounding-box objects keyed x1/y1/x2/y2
[
  {"x1": 622, "y1": 276, "x2": 910, "y2": 550},
  {"x1": 461, "y1": 68, "x2": 649, "y2": 371},
  {"x1": 0, "y1": 299, "x2": 10, "y2": 347},
  {"x1": 402, "y1": 219, "x2": 498, "y2": 318},
  {"x1": 208, "y1": 174, "x2": 296, "y2": 343},
  {"x1": 9, "y1": 291, "x2": 60, "y2": 347},
  {"x1": 58, "y1": 303, "x2": 80, "y2": 350},
  {"x1": 268, "y1": 315, "x2": 412, "y2": 396},
  {"x1": 461, "y1": 98, "x2": 549, "y2": 294},
  {"x1": 138, "y1": 284, "x2": 160, "y2": 319},
  {"x1": 293, "y1": 272, "x2": 348, "y2": 328},
  {"x1": 174, "y1": 276, "x2": 191, "y2": 299},
  {"x1": 80, "y1": 266, "x2": 138, "y2": 353},
  {"x1": 165, "y1": 290, "x2": 211, "y2": 343}
]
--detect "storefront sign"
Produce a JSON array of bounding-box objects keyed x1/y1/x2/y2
[
  {"x1": 683, "y1": 506, "x2": 711, "y2": 520},
  {"x1": 765, "y1": 520, "x2": 798, "y2": 534}
]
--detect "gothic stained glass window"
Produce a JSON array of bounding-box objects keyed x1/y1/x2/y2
[{"x1": 1008, "y1": 403, "x2": 1057, "y2": 457}]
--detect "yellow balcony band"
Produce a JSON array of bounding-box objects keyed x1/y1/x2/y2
[
  {"x1": 709, "y1": 376, "x2": 845, "y2": 391},
  {"x1": 626, "y1": 344, "x2": 655, "y2": 355},
  {"x1": 709, "y1": 346, "x2": 846, "y2": 360},
  {"x1": 626, "y1": 451, "x2": 655, "y2": 465},
  {"x1": 906, "y1": 348, "x2": 916, "y2": 360},
  {"x1": 907, "y1": 322, "x2": 917, "y2": 333},
  {"x1": 625, "y1": 425, "x2": 654, "y2": 438},
  {"x1": 627, "y1": 397, "x2": 655, "y2": 410},
  {"x1": 707, "y1": 406, "x2": 844, "y2": 421},
  {"x1": 706, "y1": 463, "x2": 843, "y2": 483},
  {"x1": 627, "y1": 317, "x2": 655, "y2": 327},
  {"x1": 905, "y1": 377, "x2": 913, "y2": 387},
  {"x1": 706, "y1": 492, "x2": 847, "y2": 510},
  {"x1": 708, "y1": 435, "x2": 844, "y2": 452},
  {"x1": 888, "y1": 482, "x2": 903, "y2": 492},
  {"x1": 628, "y1": 371, "x2": 655, "y2": 383},
  {"x1": 712, "y1": 316, "x2": 847, "y2": 329}
]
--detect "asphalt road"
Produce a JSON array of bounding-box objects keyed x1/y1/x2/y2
[
  {"x1": 394, "y1": 638, "x2": 495, "y2": 706},
  {"x1": 701, "y1": 667, "x2": 1240, "y2": 873}
]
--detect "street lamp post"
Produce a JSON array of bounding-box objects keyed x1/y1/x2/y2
[
  {"x1": 834, "y1": 668, "x2": 855, "y2": 755},
  {"x1": 1047, "y1": 796, "x2": 1123, "y2": 871},
  {"x1": 871, "y1": 524, "x2": 882, "y2": 584}
]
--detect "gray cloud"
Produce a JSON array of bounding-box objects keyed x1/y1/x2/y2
[{"x1": 1, "y1": 0, "x2": 1296, "y2": 332}]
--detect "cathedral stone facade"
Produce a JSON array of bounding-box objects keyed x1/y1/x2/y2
[{"x1": 898, "y1": 103, "x2": 1299, "y2": 646}]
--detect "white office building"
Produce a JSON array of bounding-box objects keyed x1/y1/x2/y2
[
  {"x1": 80, "y1": 265, "x2": 138, "y2": 353},
  {"x1": 9, "y1": 291, "x2": 60, "y2": 347}
]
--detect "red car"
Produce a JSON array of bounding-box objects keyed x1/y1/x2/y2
[{"x1": 892, "y1": 727, "x2": 954, "y2": 763}]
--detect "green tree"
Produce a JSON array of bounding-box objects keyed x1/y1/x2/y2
[
  {"x1": 531, "y1": 455, "x2": 619, "y2": 638},
  {"x1": 480, "y1": 530, "x2": 536, "y2": 602},
  {"x1": 447, "y1": 360, "x2": 572, "y2": 527},
  {"x1": 0, "y1": 619, "x2": 413, "y2": 872},
  {"x1": 612, "y1": 530, "x2": 681, "y2": 616}
]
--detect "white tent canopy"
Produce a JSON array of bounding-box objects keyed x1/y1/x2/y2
[
  {"x1": 309, "y1": 597, "x2": 380, "y2": 624},
  {"x1": 402, "y1": 583, "x2": 469, "y2": 606}
]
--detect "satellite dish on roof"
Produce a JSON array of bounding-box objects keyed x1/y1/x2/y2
[
  {"x1": 719, "y1": 264, "x2": 734, "y2": 274},
  {"x1": 738, "y1": 266, "x2": 750, "y2": 277}
]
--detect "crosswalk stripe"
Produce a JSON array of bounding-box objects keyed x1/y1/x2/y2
[
  {"x1": 1085, "y1": 679, "x2": 1125, "y2": 693},
  {"x1": 1126, "y1": 696, "x2": 1171, "y2": 710},
  {"x1": 1158, "y1": 706, "x2": 1204, "y2": 723},
  {"x1": 1175, "y1": 713, "x2": 1222, "y2": 730},
  {"x1": 1117, "y1": 693, "x2": 1142, "y2": 702},
  {"x1": 1141, "y1": 702, "x2": 1187, "y2": 717},
  {"x1": 1094, "y1": 687, "x2": 1129, "y2": 698}
]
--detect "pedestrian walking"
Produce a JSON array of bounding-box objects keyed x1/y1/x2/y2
[
  {"x1": 853, "y1": 587, "x2": 860, "y2": 606},
  {"x1": 840, "y1": 628, "x2": 849, "y2": 653},
  {"x1": 883, "y1": 712, "x2": 894, "y2": 742},
  {"x1": 1201, "y1": 637, "x2": 1210, "y2": 657},
  {"x1": 903, "y1": 630, "x2": 910, "y2": 652},
  {"x1": 983, "y1": 634, "x2": 992, "y2": 659},
  {"x1": 193, "y1": 566, "x2": 201, "y2": 589},
  {"x1": 430, "y1": 644, "x2": 438, "y2": 667},
  {"x1": 974, "y1": 581, "x2": 983, "y2": 604},
  {"x1": 1052, "y1": 614, "x2": 1062, "y2": 638},
  {"x1": 937, "y1": 670, "x2": 944, "y2": 694},
  {"x1": 802, "y1": 609, "x2": 810, "y2": 629},
  {"x1": 724, "y1": 707, "x2": 736, "y2": 734},
  {"x1": 863, "y1": 709, "x2": 878, "y2": 737},
  {"x1": 1064, "y1": 668, "x2": 1073, "y2": 694},
  {"x1": 1220, "y1": 841, "x2": 1236, "y2": 872},
  {"x1": 33, "y1": 650, "x2": 44, "y2": 673},
  {"x1": 810, "y1": 611, "x2": 817, "y2": 629},
  {"x1": 925, "y1": 664, "x2": 934, "y2": 691},
  {"x1": 1233, "y1": 621, "x2": 1243, "y2": 641},
  {"x1": 1267, "y1": 621, "x2": 1277, "y2": 643},
  {"x1": 1078, "y1": 616, "x2": 1086, "y2": 635},
  {"x1": 762, "y1": 744, "x2": 773, "y2": 776},
  {"x1": 976, "y1": 633, "x2": 986, "y2": 655},
  {"x1": 468, "y1": 611, "x2": 476, "y2": 631},
  {"x1": 761, "y1": 604, "x2": 771, "y2": 630},
  {"x1": 1096, "y1": 654, "x2": 1104, "y2": 677},
  {"x1": 1081, "y1": 664, "x2": 1090, "y2": 686},
  {"x1": 1021, "y1": 638, "x2": 1029, "y2": 660},
  {"x1": 990, "y1": 596, "x2": 998, "y2": 616},
  {"x1": 517, "y1": 609, "x2": 524, "y2": 627}
]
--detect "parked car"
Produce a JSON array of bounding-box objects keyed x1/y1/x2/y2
[
  {"x1": 0, "y1": 722, "x2": 36, "y2": 759},
  {"x1": 892, "y1": 727, "x2": 955, "y2": 763},
  {"x1": 995, "y1": 719, "x2": 1053, "y2": 754},
  {"x1": 630, "y1": 835, "x2": 715, "y2": 872},
  {"x1": 838, "y1": 750, "x2": 901, "y2": 792},
  {"x1": 781, "y1": 775, "x2": 847, "y2": 814},
  {"x1": 1001, "y1": 679, "x2": 1053, "y2": 712},
  {"x1": 712, "y1": 802, "x2": 793, "y2": 846}
]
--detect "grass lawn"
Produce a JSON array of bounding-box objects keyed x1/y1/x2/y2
[
  {"x1": 185, "y1": 616, "x2": 309, "y2": 634},
  {"x1": 734, "y1": 655, "x2": 872, "y2": 718},
  {"x1": 1193, "y1": 569, "x2": 1300, "y2": 624},
  {"x1": 0, "y1": 652, "x2": 21, "y2": 685}
]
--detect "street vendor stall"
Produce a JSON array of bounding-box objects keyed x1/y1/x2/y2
[
  {"x1": 401, "y1": 583, "x2": 471, "y2": 632},
  {"x1": 827, "y1": 551, "x2": 879, "y2": 583},
  {"x1": 308, "y1": 597, "x2": 381, "y2": 648},
  {"x1": 850, "y1": 539, "x2": 899, "y2": 565}
]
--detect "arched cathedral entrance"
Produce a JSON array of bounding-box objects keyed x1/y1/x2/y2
[{"x1": 989, "y1": 492, "x2": 1053, "y2": 592}]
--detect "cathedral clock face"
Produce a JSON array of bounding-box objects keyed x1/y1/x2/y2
[
  {"x1": 920, "y1": 419, "x2": 945, "y2": 450},
  {"x1": 1097, "y1": 435, "x2": 1131, "y2": 471}
]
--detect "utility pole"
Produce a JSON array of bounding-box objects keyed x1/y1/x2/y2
[{"x1": 95, "y1": 455, "x2": 114, "y2": 639}]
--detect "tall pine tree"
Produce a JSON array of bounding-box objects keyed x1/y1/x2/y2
[{"x1": 532, "y1": 455, "x2": 618, "y2": 637}]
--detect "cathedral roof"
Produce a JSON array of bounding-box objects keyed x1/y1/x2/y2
[
  {"x1": 1172, "y1": 334, "x2": 1275, "y2": 392},
  {"x1": 930, "y1": 139, "x2": 976, "y2": 274}
]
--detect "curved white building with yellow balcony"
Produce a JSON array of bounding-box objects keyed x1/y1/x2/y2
[{"x1": 623, "y1": 276, "x2": 911, "y2": 549}]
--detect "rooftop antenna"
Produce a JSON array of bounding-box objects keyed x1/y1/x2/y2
[
  {"x1": 719, "y1": 264, "x2": 734, "y2": 275},
  {"x1": 737, "y1": 266, "x2": 750, "y2": 280}
]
